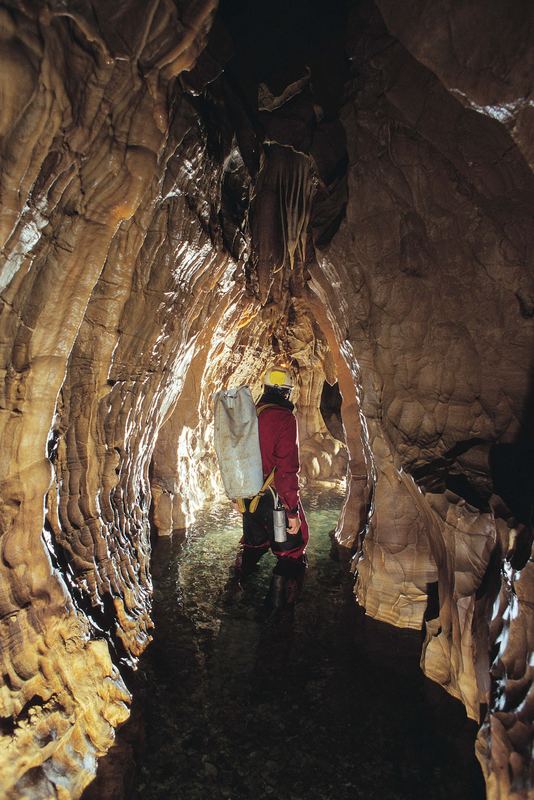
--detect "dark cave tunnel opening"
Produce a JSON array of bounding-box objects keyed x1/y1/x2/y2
[{"x1": 320, "y1": 380, "x2": 345, "y2": 444}]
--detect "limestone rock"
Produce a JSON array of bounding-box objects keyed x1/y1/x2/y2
[{"x1": 0, "y1": 1, "x2": 533, "y2": 798}]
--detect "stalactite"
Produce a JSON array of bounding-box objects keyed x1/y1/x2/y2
[
  {"x1": 278, "y1": 148, "x2": 314, "y2": 272},
  {"x1": 249, "y1": 145, "x2": 315, "y2": 303}
]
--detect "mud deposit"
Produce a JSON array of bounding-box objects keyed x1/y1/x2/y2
[{"x1": 130, "y1": 490, "x2": 484, "y2": 799}]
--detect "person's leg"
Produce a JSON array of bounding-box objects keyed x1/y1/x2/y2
[
  {"x1": 261, "y1": 504, "x2": 309, "y2": 616},
  {"x1": 238, "y1": 495, "x2": 272, "y2": 576},
  {"x1": 233, "y1": 538, "x2": 269, "y2": 579},
  {"x1": 273, "y1": 553, "x2": 307, "y2": 603},
  {"x1": 262, "y1": 554, "x2": 307, "y2": 616},
  {"x1": 270, "y1": 503, "x2": 309, "y2": 560},
  {"x1": 225, "y1": 495, "x2": 272, "y2": 601}
]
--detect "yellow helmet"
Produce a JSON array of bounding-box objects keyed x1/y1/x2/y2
[{"x1": 263, "y1": 365, "x2": 293, "y2": 390}]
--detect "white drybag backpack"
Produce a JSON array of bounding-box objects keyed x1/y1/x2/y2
[{"x1": 213, "y1": 386, "x2": 265, "y2": 499}]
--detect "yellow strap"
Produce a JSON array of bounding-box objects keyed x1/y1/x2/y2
[
  {"x1": 248, "y1": 468, "x2": 276, "y2": 514},
  {"x1": 236, "y1": 404, "x2": 279, "y2": 513},
  {"x1": 256, "y1": 403, "x2": 279, "y2": 415}
]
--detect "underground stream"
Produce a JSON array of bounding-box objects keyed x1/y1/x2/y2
[{"x1": 125, "y1": 488, "x2": 486, "y2": 800}]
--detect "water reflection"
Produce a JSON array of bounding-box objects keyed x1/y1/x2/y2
[{"x1": 131, "y1": 489, "x2": 484, "y2": 800}]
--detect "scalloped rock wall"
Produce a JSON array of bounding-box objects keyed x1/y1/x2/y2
[
  {"x1": 328, "y1": 4, "x2": 534, "y2": 796},
  {"x1": 0, "y1": 1, "x2": 229, "y2": 795},
  {"x1": 0, "y1": 4, "x2": 351, "y2": 796},
  {"x1": 1, "y1": 1, "x2": 533, "y2": 798}
]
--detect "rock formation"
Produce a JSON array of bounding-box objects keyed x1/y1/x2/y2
[{"x1": 0, "y1": 0, "x2": 533, "y2": 798}]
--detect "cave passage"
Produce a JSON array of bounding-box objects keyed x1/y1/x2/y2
[
  {"x1": 104, "y1": 490, "x2": 484, "y2": 800},
  {"x1": 2, "y1": 0, "x2": 534, "y2": 796}
]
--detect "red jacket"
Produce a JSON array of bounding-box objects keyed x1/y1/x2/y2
[{"x1": 257, "y1": 403, "x2": 301, "y2": 516}]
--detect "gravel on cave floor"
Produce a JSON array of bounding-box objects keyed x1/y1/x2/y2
[{"x1": 131, "y1": 488, "x2": 485, "y2": 800}]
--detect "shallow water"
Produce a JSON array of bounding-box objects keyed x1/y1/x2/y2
[{"x1": 132, "y1": 489, "x2": 485, "y2": 800}]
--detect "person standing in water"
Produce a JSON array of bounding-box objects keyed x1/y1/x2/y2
[{"x1": 228, "y1": 366, "x2": 308, "y2": 617}]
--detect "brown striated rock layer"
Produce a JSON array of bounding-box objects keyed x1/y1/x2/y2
[
  {"x1": 326, "y1": 5, "x2": 534, "y2": 797},
  {"x1": 0, "y1": 1, "x2": 228, "y2": 795},
  {"x1": 0, "y1": 3, "x2": 351, "y2": 795},
  {"x1": 0, "y1": 0, "x2": 533, "y2": 798}
]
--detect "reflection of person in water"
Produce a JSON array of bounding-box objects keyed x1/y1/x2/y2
[{"x1": 229, "y1": 366, "x2": 308, "y2": 617}]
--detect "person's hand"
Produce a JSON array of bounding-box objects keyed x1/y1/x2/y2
[
  {"x1": 287, "y1": 516, "x2": 301, "y2": 535},
  {"x1": 231, "y1": 501, "x2": 242, "y2": 514}
]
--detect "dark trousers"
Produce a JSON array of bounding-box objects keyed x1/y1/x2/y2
[{"x1": 236, "y1": 493, "x2": 308, "y2": 589}]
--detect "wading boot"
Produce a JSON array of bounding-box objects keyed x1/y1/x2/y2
[
  {"x1": 222, "y1": 543, "x2": 268, "y2": 606},
  {"x1": 258, "y1": 555, "x2": 308, "y2": 621},
  {"x1": 283, "y1": 555, "x2": 307, "y2": 604},
  {"x1": 221, "y1": 573, "x2": 244, "y2": 606},
  {"x1": 257, "y1": 573, "x2": 291, "y2": 623}
]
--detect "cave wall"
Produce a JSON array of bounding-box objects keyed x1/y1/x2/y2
[
  {"x1": 375, "y1": 0, "x2": 534, "y2": 174},
  {"x1": 315, "y1": 1, "x2": 534, "y2": 794},
  {"x1": 1, "y1": 0, "x2": 533, "y2": 798},
  {"x1": 0, "y1": 4, "x2": 350, "y2": 795},
  {"x1": 0, "y1": 1, "x2": 233, "y2": 794}
]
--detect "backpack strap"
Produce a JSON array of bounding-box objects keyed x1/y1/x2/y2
[
  {"x1": 236, "y1": 404, "x2": 283, "y2": 513},
  {"x1": 248, "y1": 468, "x2": 276, "y2": 513},
  {"x1": 256, "y1": 403, "x2": 280, "y2": 415}
]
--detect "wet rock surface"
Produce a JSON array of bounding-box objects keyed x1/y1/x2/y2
[
  {"x1": 1, "y1": 0, "x2": 533, "y2": 795},
  {"x1": 129, "y1": 490, "x2": 484, "y2": 800}
]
